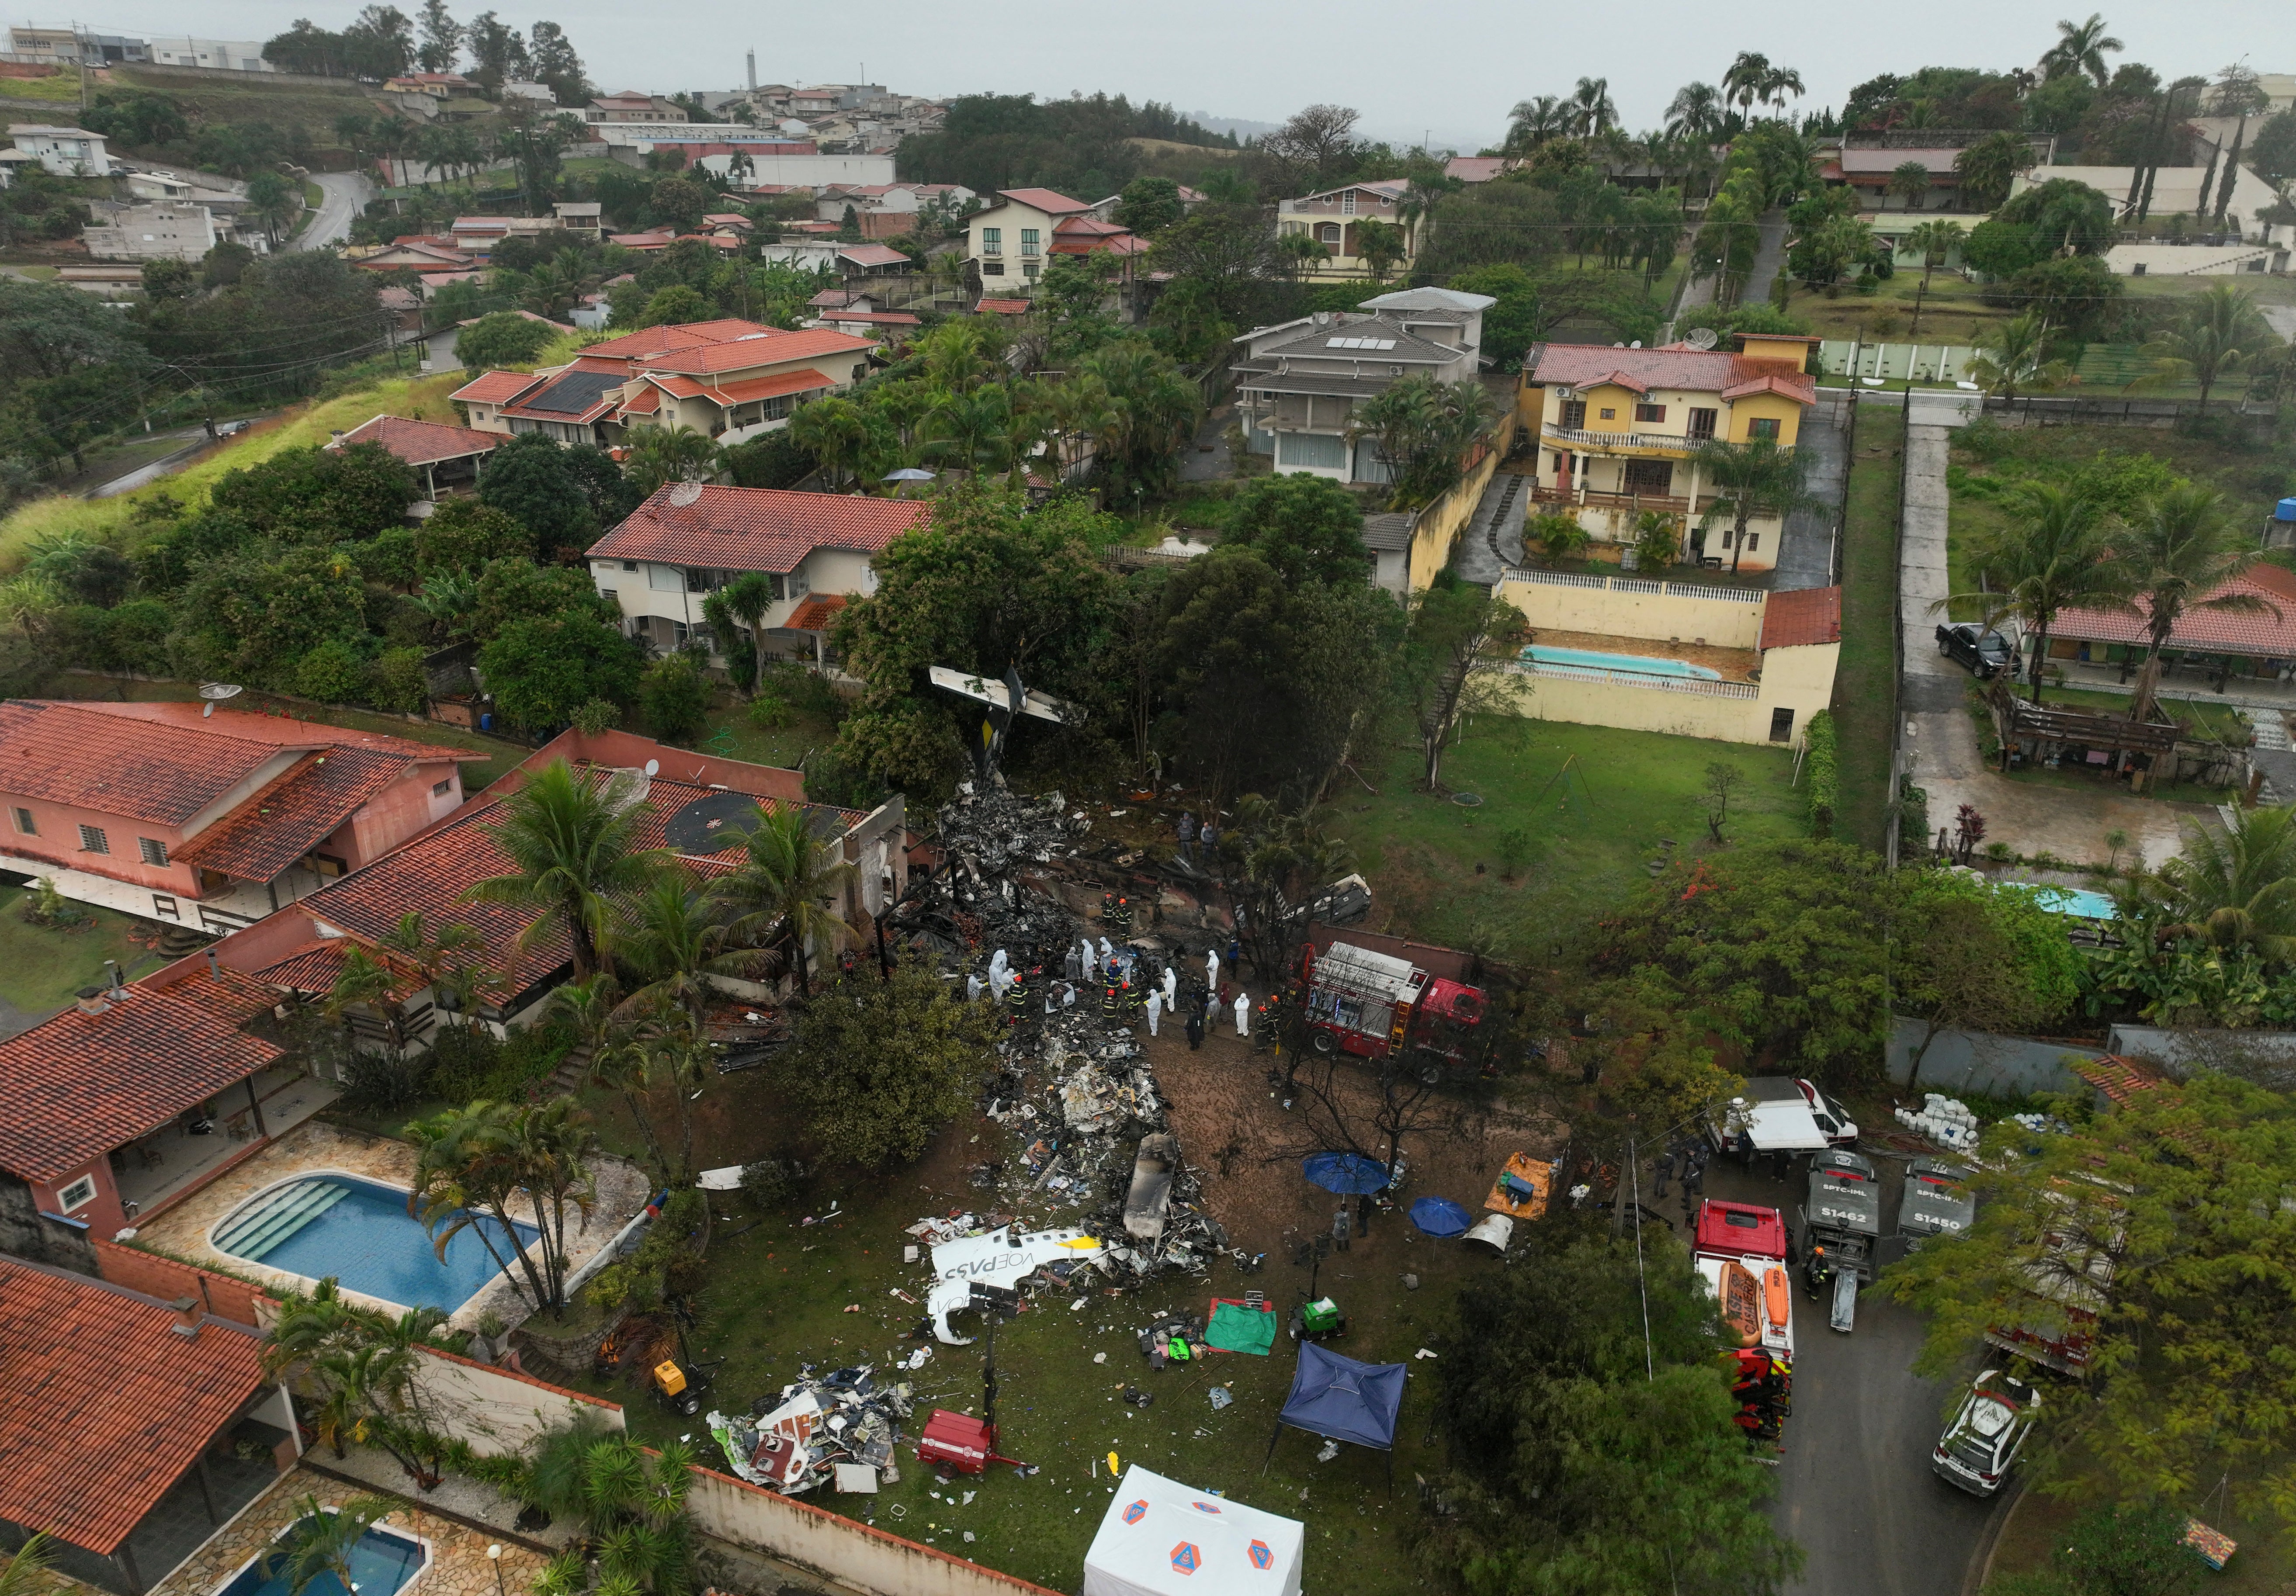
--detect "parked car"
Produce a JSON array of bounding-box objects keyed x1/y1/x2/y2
[
  {"x1": 1932, "y1": 1370, "x2": 2040, "y2": 1496},
  {"x1": 1936, "y1": 623, "x2": 2015, "y2": 679}
]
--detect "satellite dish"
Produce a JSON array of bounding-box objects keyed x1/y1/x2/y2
[
  {"x1": 198, "y1": 682, "x2": 244, "y2": 701},
  {"x1": 1685, "y1": 327, "x2": 1720, "y2": 350},
  {"x1": 1629, "y1": 340, "x2": 1642, "y2": 349},
  {"x1": 667, "y1": 480, "x2": 704, "y2": 506},
  {"x1": 644, "y1": 758, "x2": 660, "y2": 776},
  {"x1": 596, "y1": 766, "x2": 652, "y2": 814}
]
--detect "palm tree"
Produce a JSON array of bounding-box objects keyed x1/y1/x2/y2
[
  {"x1": 920, "y1": 385, "x2": 1012, "y2": 475},
  {"x1": 1568, "y1": 76, "x2": 1617, "y2": 138},
  {"x1": 1689, "y1": 437, "x2": 1822, "y2": 575},
  {"x1": 0, "y1": 1535, "x2": 52, "y2": 1596},
  {"x1": 552, "y1": 973, "x2": 674, "y2": 1182},
  {"x1": 260, "y1": 1287, "x2": 448, "y2": 1486},
  {"x1": 2041, "y1": 13, "x2": 2123, "y2": 88},
  {"x1": 625, "y1": 425, "x2": 718, "y2": 498},
  {"x1": 527, "y1": 1417, "x2": 698, "y2": 1596},
  {"x1": 700, "y1": 571, "x2": 779, "y2": 696},
  {"x1": 271, "y1": 1496, "x2": 398, "y2": 1596},
  {"x1": 615, "y1": 870, "x2": 760, "y2": 1024},
  {"x1": 1760, "y1": 67, "x2": 1807, "y2": 115},
  {"x1": 410, "y1": 1097, "x2": 595, "y2": 1315},
  {"x1": 1935, "y1": 482, "x2": 2127, "y2": 703},
  {"x1": 325, "y1": 945, "x2": 413, "y2": 1050},
  {"x1": 1906, "y1": 219, "x2": 1966, "y2": 294},
  {"x1": 2144, "y1": 282, "x2": 2273, "y2": 407},
  {"x1": 1967, "y1": 312, "x2": 2071, "y2": 405},
  {"x1": 2158, "y1": 805, "x2": 2296, "y2": 963},
  {"x1": 1887, "y1": 160, "x2": 1932, "y2": 210},
  {"x1": 2117, "y1": 483, "x2": 2280, "y2": 724},
  {"x1": 787, "y1": 396, "x2": 873, "y2": 489},
  {"x1": 708, "y1": 803, "x2": 855, "y2": 996},
  {"x1": 1722, "y1": 52, "x2": 1772, "y2": 123},
  {"x1": 1506, "y1": 95, "x2": 1567, "y2": 152},
  {"x1": 1665, "y1": 82, "x2": 1724, "y2": 143},
  {"x1": 378, "y1": 911, "x2": 492, "y2": 1023},
  {"x1": 464, "y1": 758, "x2": 668, "y2": 981}
]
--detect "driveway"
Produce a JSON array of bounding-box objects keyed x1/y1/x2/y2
[
  {"x1": 1668, "y1": 1153, "x2": 2003, "y2": 1596},
  {"x1": 288, "y1": 170, "x2": 371, "y2": 251},
  {"x1": 1772, "y1": 391, "x2": 1847, "y2": 591}
]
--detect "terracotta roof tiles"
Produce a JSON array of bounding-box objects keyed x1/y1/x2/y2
[
  {"x1": 451, "y1": 370, "x2": 544, "y2": 405},
  {"x1": 642, "y1": 328, "x2": 876, "y2": 374},
  {"x1": 1527, "y1": 342, "x2": 1817, "y2": 402},
  {"x1": 0, "y1": 1258, "x2": 267, "y2": 1554},
  {"x1": 0, "y1": 700, "x2": 309, "y2": 827},
  {"x1": 587, "y1": 485, "x2": 929, "y2": 572},
  {"x1": 784, "y1": 594, "x2": 847, "y2": 631},
  {"x1": 2053, "y1": 561, "x2": 2296, "y2": 657},
  {"x1": 330, "y1": 413, "x2": 501, "y2": 466},
  {"x1": 173, "y1": 747, "x2": 408, "y2": 882},
  {"x1": 1760, "y1": 586, "x2": 1843, "y2": 651}
]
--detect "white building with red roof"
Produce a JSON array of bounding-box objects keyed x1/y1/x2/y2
[
  {"x1": 450, "y1": 318, "x2": 880, "y2": 448},
  {"x1": 1520, "y1": 333, "x2": 1821, "y2": 574},
  {"x1": 964, "y1": 187, "x2": 1146, "y2": 299},
  {"x1": 585, "y1": 483, "x2": 929, "y2": 664}
]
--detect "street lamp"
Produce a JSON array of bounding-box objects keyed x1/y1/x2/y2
[{"x1": 487, "y1": 1544, "x2": 505, "y2": 1596}]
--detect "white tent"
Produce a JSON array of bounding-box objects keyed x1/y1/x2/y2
[{"x1": 1082, "y1": 1466, "x2": 1305, "y2": 1596}]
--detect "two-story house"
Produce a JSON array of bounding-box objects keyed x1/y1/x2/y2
[
  {"x1": 8, "y1": 123, "x2": 112, "y2": 177},
  {"x1": 1276, "y1": 179, "x2": 1418, "y2": 283},
  {"x1": 965, "y1": 188, "x2": 1149, "y2": 295},
  {"x1": 451, "y1": 317, "x2": 879, "y2": 449},
  {"x1": 1519, "y1": 334, "x2": 1820, "y2": 573},
  {"x1": 585, "y1": 484, "x2": 929, "y2": 665},
  {"x1": 0, "y1": 699, "x2": 482, "y2": 932},
  {"x1": 1230, "y1": 287, "x2": 1495, "y2": 484}
]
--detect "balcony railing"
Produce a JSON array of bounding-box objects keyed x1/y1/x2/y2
[
  {"x1": 1544, "y1": 422, "x2": 1789, "y2": 455},
  {"x1": 1530, "y1": 484, "x2": 1724, "y2": 515}
]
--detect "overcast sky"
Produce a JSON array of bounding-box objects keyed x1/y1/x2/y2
[{"x1": 80, "y1": 0, "x2": 2289, "y2": 149}]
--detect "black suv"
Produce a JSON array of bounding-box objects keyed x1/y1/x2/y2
[{"x1": 1936, "y1": 623, "x2": 2015, "y2": 679}]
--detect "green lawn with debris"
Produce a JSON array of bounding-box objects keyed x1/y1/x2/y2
[
  {"x1": 569, "y1": 1050, "x2": 1502, "y2": 1596},
  {"x1": 1327, "y1": 720, "x2": 1807, "y2": 956}
]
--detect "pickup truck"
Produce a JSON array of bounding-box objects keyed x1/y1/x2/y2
[
  {"x1": 1936, "y1": 622, "x2": 2016, "y2": 679},
  {"x1": 1709, "y1": 1077, "x2": 1859, "y2": 1160}
]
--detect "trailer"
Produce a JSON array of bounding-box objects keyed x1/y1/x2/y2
[{"x1": 1299, "y1": 940, "x2": 1490, "y2": 1080}]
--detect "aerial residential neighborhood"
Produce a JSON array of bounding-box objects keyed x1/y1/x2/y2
[{"x1": 1, "y1": 8, "x2": 2295, "y2": 1596}]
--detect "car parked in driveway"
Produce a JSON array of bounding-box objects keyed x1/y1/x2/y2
[
  {"x1": 1932, "y1": 1370, "x2": 2039, "y2": 1496},
  {"x1": 1936, "y1": 623, "x2": 2016, "y2": 679}
]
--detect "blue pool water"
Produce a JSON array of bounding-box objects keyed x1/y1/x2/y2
[
  {"x1": 1523, "y1": 644, "x2": 1722, "y2": 680},
  {"x1": 218, "y1": 1520, "x2": 425, "y2": 1596},
  {"x1": 212, "y1": 1173, "x2": 538, "y2": 1312},
  {"x1": 2034, "y1": 886, "x2": 2119, "y2": 921}
]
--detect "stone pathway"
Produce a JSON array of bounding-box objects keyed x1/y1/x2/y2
[
  {"x1": 1772, "y1": 391, "x2": 1847, "y2": 592},
  {"x1": 1448, "y1": 467, "x2": 1528, "y2": 585}
]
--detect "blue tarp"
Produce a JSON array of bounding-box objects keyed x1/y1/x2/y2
[
  {"x1": 1301, "y1": 1153, "x2": 1389, "y2": 1194},
  {"x1": 1276, "y1": 1343, "x2": 1406, "y2": 1451},
  {"x1": 1410, "y1": 1197, "x2": 1472, "y2": 1237}
]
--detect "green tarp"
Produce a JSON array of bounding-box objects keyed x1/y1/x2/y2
[{"x1": 1206, "y1": 1301, "x2": 1276, "y2": 1356}]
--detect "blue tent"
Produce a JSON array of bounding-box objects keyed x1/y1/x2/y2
[
  {"x1": 1301, "y1": 1152, "x2": 1389, "y2": 1194},
  {"x1": 1263, "y1": 1344, "x2": 1407, "y2": 1488},
  {"x1": 1409, "y1": 1197, "x2": 1472, "y2": 1237}
]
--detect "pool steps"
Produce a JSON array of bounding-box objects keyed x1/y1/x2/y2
[{"x1": 214, "y1": 1177, "x2": 353, "y2": 1261}]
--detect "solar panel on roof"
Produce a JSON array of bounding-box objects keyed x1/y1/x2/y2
[{"x1": 520, "y1": 370, "x2": 621, "y2": 415}]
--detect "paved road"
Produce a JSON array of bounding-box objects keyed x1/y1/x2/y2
[
  {"x1": 1742, "y1": 208, "x2": 1791, "y2": 306},
  {"x1": 1772, "y1": 391, "x2": 1848, "y2": 591},
  {"x1": 289, "y1": 170, "x2": 371, "y2": 252},
  {"x1": 1672, "y1": 1153, "x2": 2001, "y2": 1596},
  {"x1": 87, "y1": 426, "x2": 213, "y2": 498}
]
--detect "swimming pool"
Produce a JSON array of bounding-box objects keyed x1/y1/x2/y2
[
  {"x1": 217, "y1": 1517, "x2": 426, "y2": 1596},
  {"x1": 2033, "y1": 886, "x2": 2119, "y2": 921},
  {"x1": 212, "y1": 1173, "x2": 538, "y2": 1312},
  {"x1": 1522, "y1": 644, "x2": 1722, "y2": 681}
]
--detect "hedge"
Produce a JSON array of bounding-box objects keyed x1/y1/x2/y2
[{"x1": 1803, "y1": 709, "x2": 1838, "y2": 839}]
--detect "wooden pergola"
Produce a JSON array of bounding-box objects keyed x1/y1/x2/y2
[{"x1": 1993, "y1": 683, "x2": 2182, "y2": 790}]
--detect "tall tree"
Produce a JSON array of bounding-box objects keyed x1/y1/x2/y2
[
  {"x1": 773, "y1": 957, "x2": 995, "y2": 1168},
  {"x1": 1939, "y1": 480, "x2": 2128, "y2": 702},
  {"x1": 1690, "y1": 436, "x2": 1821, "y2": 575},
  {"x1": 2116, "y1": 483, "x2": 2275, "y2": 724},
  {"x1": 2040, "y1": 12, "x2": 2125, "y2": 88},
  {"x1": 1262, "y1": 103, "x2": 1360, "y2": 190},
  {"x1": 463, "y1": 758, "x2": 667, "y2": 980},
  {"x1": 708, "y1": 803, "x2": 857, "y2": 996},
  {"x1": 461, "y1": 9, "x2": 527, "y2": 92},
  {"x1": 1404, "y1": 573, "x2": 1523, "y2": 791},
  {"x1": 414, "y1": 0, "x2": 460, "y2": 72},
  {"x1": 526, "y1": 19, "x2": 590, "y2": 106}
]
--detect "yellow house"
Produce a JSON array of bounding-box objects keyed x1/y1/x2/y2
[
  {"x1": 1276, "y1": 179, "x2": 1422, "y2": 284},
  {"x1": 1518, "y1": 334, "x2": 1820, "y2": 574}
]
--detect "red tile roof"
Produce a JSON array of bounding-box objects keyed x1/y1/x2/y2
[
  {"x1": 819, "y1": 311, "x2": 922, "y2": 326},
  {"x1": 784, "y1": 594, "x2": 847, "y2": 631},
  {"x1": 330, "y1": 413, "x2": 501, "y2": 466},
  {"x1": 1049, "y1": 232, "x2": 1148, "y2": 257},
  {"x1": 589, "y1": 485, "x2": 928, "y2": 571},
  {"x1": 642, "y1": 328, "x2": 877, "y2": 374},
  {"x1": 451, "y1": 369, "x2": 545, "y2": 405},
  {"x1": 993, "y1": 187, "x2": 1090, "y2": 214},
  {"x1": 174, "y1": 746, "x2": 408, "y2": 883},
  {"x1": 704, "y1": 370, "x2": 837, "y2": 404},
  {"x1": 838, "y1": 243, "x2": 912, "y2": 268},
  {"x1": 0, "y1": 1258, "x2": 268, "y2": 1554},
  {"x1": 75, "y1": 701, "x2": 476, "y2": 762},
  {"x1": 1760, "y1": 586, "x2": 1843, "y2": 650},
  {"x1": 252, "y1": 938, "x2": 356, "y2": 993},
  {"x1": 1527, "y1": 343, "x2": 1817, "y2": 402},
  {"x1": 976, "y1": 298, "x2": 1031, "y2": 315},
  {"x1": 0, "y1": 700, "x2": 311, "y2": 827},
  {"x1": 2073, "y1": 1054, "x2": 2168, "y2": 1107},
  {"x1": 1445, "y1": 156, "x2": 1511, "y2": 182},
  {"x1": 610, "y1": 232, "x2": 676, "y2": 249},
  {"x1": 2052, "y1": 561, "x2": 2296, "y2": 658},
  {"x1": 0, "y1": 983, "x2": 285, "y2": 1183},
  {"x1": 621, "y1": 386, "x2": 661, "y2": 414}
]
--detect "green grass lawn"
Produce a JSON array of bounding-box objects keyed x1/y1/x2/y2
[
  {"x1": 1325, "y1": 719, "x2": 1805, "y2": 955},
  {"x1": 688, "y1": 698, "x2": 843, "y2": 775},
  {"x1": 1834, "y1": 404, "x2": 1903, "y2": 854},
  {"x1": 0, "y1": 69, "x2": 89, "y2": 104},
  {"x1": 0, "y1": 898, "x2": 163, "y2": 1020}
]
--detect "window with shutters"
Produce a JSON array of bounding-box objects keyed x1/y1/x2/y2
[
  {"x1": 1020, "y1": 228, "x2": 1040, "y2": 257},
  {"x1": 78, "y1": 824, "x2": 109, "y2": 854},
  {"x1": 981, "y1": 227, "x2": 1001, "y2": 256},
  {"x1": 1634, "y1": 402, "x2": 1666, "y2": 423},
  {"x1": 1748, "y1": 416, "x2": 1782, "y2": 441},
  {"x1": 138, "y1": 837, "x2": 169, "y2": 866},
  {"x1": 1559, "y1": 400, "x2": 1586, "y2": 429},
  {"x1": 1687, "y1": 407, "x2": 1718, "y2": 439}
]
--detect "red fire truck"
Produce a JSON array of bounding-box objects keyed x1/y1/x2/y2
[
  {"x1": 1694, "y1": 1200, "x2": 1795, "y2": 1448},
  {"x1": 1299, "y1": 940, "x2": 1490, "y2": 1079}
]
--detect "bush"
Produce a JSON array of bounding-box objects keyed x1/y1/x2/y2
[
  {"x1": 454, "y1": 311, "x2": 559, "y2": 370},
  {"x1": 639, "y1": 651, "x2": 711, "y2": 743},
  {"x1": 421, "y1": 1024, "x2": 506, "y2": 1104},
  {"x1": 1802, "y1": 710, "x2": 1838, "y2": 839},
  {"x1": 416, "y1": 498, "x2": 534, "y2": 573},
  {"x1": 294, "y1": 638, "x2": 368, "y2": 704},
  {"x1": 354, "y1": 526, "x2": 420, "y2": 588},
  {"x1": 368, "y1": 646, "x2": 429, "y2": 714},
  {"x1": 572, "y1": 696, "x2": 619, "y2": 734},
  {"x1": 339, "y1": 1049, "x2": 427, "y2": 1114}
]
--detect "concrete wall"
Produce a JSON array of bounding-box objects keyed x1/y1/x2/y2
[
  {"x1": 1407, "y1": 424, "x2": 1509, "y2": 593},
  {"x1": 2103, "y1": 242, "x2": 2289, "y2": 277},
  {"x1": 0, "y1": 1170, "x2": 97, "y2": 1273},
  {"x1": 408, "y1": 1345, "x2": 625, "y2": 1454},
  {"x1": 1887, "y1": 1014, "x2": 2105, "y2": 1096},
  {"x1": 1491, "y1": 641, "x2": 1835, "y2": 748},
  {"x1": 2105, "y1": 1025, "x2": 2296, "y2": 1078},
  {"x1": 1497, "y1": 571, "x2": 1768, "y2": 648},
  {"x1": 685, "y1": 1466, "x2": 1064, "y2": 1596}
]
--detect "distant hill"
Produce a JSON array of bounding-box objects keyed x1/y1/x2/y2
[{"x1": 1181, "y1": 111, "x2": 1280, "y2": 143}]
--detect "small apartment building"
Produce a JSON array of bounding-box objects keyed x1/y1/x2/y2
[
  {"x1": 586, "y1": 484, "x2": 927, "y2": 665},
  {"x1": 1276, "y1": 179, "x2": 1417, "y2": 283},
  {"x1": 1519, "y1": 334, "x2": 1819, "y2": 575},
  {"x1": 1231, "y1": 286, "x2": 1494, "y2": 484},
  {"x1": 0, "y1": 699, "x2": 480, "y2": 931},
  {"x1": 8, "y1": 122, "x2": 111, "y2": 176}
]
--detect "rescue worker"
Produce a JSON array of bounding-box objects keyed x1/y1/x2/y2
[
  {"x1": 1146, "y1": 987, "x2": 1163, "y2": 1036},
  {"x1": 1176, "y1": 810, "x2": 1197, "y2": 862},
  {"x1": 1654, "y1": 1146, "x2": 1675, "y2": 1199},
  {"x1": 1205, "y1": 946, "x2": 1220, "y2": 995},
  {"x1": 1185, "y1": 1006, "x2": 1204, "y2": 1051},
  {"x1": 1162, "y1": 963, "x2": 1178, "y2": 1010},
  {"x1": 1233, "y1": 992, "x2": 1249, "y2": 1037}
]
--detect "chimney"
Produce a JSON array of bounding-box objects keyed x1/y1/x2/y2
[
  {"x1": 73, "y1": 986, "x2": 110, "y2": 1017},
  {"x1": 205, "y1": 948, "x2": 221, "y2": 980},
  {"x1": 170, "y1": 1296, "x2": 201, "y2": 1339},
  {"x1": 104, "y1": 958, "x2": 123, "y2": 994}
]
